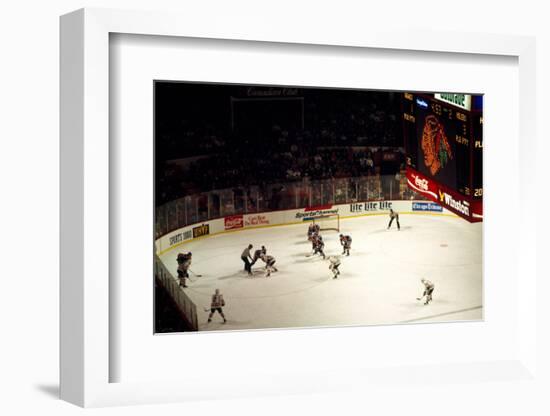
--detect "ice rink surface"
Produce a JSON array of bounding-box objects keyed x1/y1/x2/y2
[{"x1": 159, "y1": 213, "x2": 483, "y2": 331}]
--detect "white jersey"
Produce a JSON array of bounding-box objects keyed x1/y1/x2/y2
[
  {"x1": 261, "y1": 254, "x2": 276, "y2": 264},
  {"x1": 329, "y1": 257, "x2": 341, "y2": 267},
  {"x1": 422, "y1": 279, "x2": 434, "y2": 290},
  {"x1": 211, "y1": 293, "x2": 225, "y2": 308}
]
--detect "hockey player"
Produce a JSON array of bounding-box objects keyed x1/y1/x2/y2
[
  {"x1": 329, "y1": 256, "x2": 341, "y2": 279},
  {"x1": 339, "y1": 234, "x2": 352, "y2": 256},
  {"x1": 176, "y1": 252, "x2": 192, "y2": 288},
  {"x1": 417, "y1": 278, "x2": 435, "y2": 305},
  {"x1": 307, "y1": 223, "x2": 316, "y2": 239},
  {"x1": 310, "y1": 232, "x2": 318, "y2": 252},
  {"x1": 387, "y1": 208, "x2": 400, "y2": 230},
  {"x1": 207, "y1": 288, "x2": 226, "y2": 323},
  {"x1": 260, "y1": 253, "x2": 278, "y2": 277},
  {"x1": 250, "y1": 245, "x2": 267, "y2": 266},
  {"x1": 308, "y1": 222, "x2": 320, "y2": 241},
  {"x1": 312, "y1": 235, "x2": 326, "y2": 259}
]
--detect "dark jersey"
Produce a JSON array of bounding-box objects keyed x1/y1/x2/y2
[
  {"x1": 308, "y1": 224, "x2": 320, "y2": 239},
  {"x1": 177, "y1": 252, "x2": 191, "y2": 265},
  {"x1": 340, "y1": 235, "x2": 352, "y2": 246}
]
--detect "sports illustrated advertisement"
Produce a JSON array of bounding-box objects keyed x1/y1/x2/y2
[{"x1": 154, "y1": 82, "x2": 483, "y2": 333}]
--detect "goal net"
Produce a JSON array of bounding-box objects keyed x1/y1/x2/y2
[{"x1": 312, "y1": 214, "x2": 340, "y2": 232}]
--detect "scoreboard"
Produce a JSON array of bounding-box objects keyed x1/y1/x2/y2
[
  {"x1": 403, "y1": 93, "x2": 483, "y2": 222},
  {"x1": 472, "y1": 111, "x2": 483, "y2": 199}
]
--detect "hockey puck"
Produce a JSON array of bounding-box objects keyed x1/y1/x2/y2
[{"x1": 440, "y1": 243, "x2": 448, "y2": 247}]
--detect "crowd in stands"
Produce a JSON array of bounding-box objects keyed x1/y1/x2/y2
[
  {"x1": 156, "y1": 91, "x2": 405, "y2": 205},
  {"x1": 157, "y1": 90, "x2": 401, "y2": 159},
  {"x1": 157, "y1": 142, "x2": 405, "y2": 205}
]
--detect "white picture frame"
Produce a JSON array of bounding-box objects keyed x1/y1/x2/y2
[{"x1": 60, "y1": 7, "x2": 539, "y2": 408}]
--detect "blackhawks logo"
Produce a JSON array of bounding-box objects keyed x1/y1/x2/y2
[{"x1": 421, "y1": 115, "x2": 453, "y2": 176}]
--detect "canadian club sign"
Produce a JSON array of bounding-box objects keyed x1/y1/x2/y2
[{"x1": 406, "y1": 168, "x2": 482, "y2": 223}]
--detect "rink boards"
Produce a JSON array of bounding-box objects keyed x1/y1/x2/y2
[{"x1": 155, "y1": 199, "x2": 455, "y2": 256}]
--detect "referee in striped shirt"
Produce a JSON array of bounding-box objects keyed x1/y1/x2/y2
[
  {"x1": 387, "y1": 208, "x2": 400, "y2": 230},
  {"x1": 241, "y1": 244, "x2": 253, "y2": 276}
]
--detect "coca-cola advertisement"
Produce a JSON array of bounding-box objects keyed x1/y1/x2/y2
[{"x1": 224, "y1": 215, "x2": 244, "y2": 230}]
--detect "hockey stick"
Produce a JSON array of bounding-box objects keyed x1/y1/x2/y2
[
  {"x1": 189, "y1": 269, "x2": 202, "y2": 277},
  {"x1": 186, "y1": 275, "x2": 198, "y2": 283}
]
